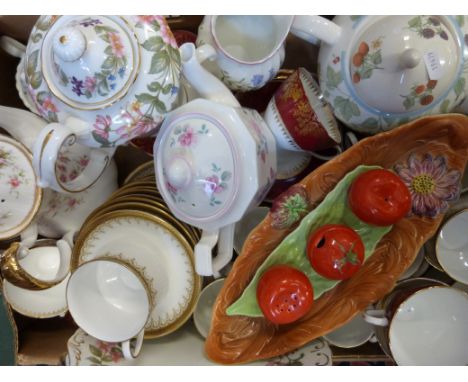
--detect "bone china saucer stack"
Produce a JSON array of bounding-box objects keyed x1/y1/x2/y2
[{"x1": 71, "y1": 161, "x2": 202, "y2": 339}]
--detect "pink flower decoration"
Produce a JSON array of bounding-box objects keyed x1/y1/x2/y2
[
  {"x1": 108, "y1": 32, "x2": 125, "y2": 58},
  {"x1": 136, "y1": 15, "x2": 159, "y2": 24},
  {"x1": 79, "y1": 156, "x2": 90, "y2": 167},
  {"x1": 8, "y1": 176, "x2": 20, "y2": 188},
  {"x1": 66, "y1": 198, "x2": 78, "y2": 208},
  {"x1": 178, "y1": 127, "x2": 195, "y2": 147},
  {"x1": 394, "y1": 153, "x2": 460, "y2": 218},
  {"x1": 42, "y1": 96, "x2": 58, "y2": 112},
  {"x1": 167, "y1": 181, "x2": 178, "y2": 195},
  {"x1": 96, "y1": 340, "x2": 114, "y2": 353},
  {"x1": 204, "y1": 175, "x2": 223, "y2": 195},
  {"x1": 93, "y1": 115, "x2": 112, "y2": 140},
  {"x1": 84, "y1": 76, "x2": 97, "y2": 93}
]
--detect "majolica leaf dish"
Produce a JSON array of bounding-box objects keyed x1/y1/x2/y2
[{"x1": 205, "y1": 114, "x2": 468, "y2": 364}]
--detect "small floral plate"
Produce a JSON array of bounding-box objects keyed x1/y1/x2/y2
[
  {"x1": 0, "y1": 134, "x2": 42, "y2": 241},
  {"x1": 65, "y1": 323, "x2": 332, "y2": 366}
]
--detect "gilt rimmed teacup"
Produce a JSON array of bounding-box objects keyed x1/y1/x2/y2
[
  {"x1": 66, "y1": 258, "x2": 153, "y2": 360},
  {"x1": 264, "y1": 68, "x2": 342, "y2": 159}
]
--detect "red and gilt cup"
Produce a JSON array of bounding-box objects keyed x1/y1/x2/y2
[{"x1": 264, "y1": 68, "x2": 342, "y2": 159}]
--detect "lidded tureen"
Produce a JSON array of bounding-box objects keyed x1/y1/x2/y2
[
  {"x1": 19, "y1": 15, "x2": 181, "y2": 192},
  {"x1": 309, "y1": 15, "x2": 468, "y2": 133}
]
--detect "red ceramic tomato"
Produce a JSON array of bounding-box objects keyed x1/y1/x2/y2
[
  {"x1": 256, "y1": 265, "x2": 314, "y2": 325},
  {"x1": 307, "y1": 224, "x2": 365, "y2": 280},
  {"x1": 348, "y1": 169, "x2": 411, "y2": 226}
]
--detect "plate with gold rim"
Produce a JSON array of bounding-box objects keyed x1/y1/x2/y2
[
  {"x1": 0, "y1": 134, "x2": 42, "y2": 241},
  {"x1": 83, "y1": 203, "x2": 199, "y2": 248},
  {"x1": 72, "y1": 209, "x2": 202, "y2": 339},
  {"x1": 123, "y1": 161, "x2": 155, "y2": 185}
]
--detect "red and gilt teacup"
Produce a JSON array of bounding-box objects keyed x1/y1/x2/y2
[{"x1": 264, "y1": 68, "x2": 341, "y2": 158}]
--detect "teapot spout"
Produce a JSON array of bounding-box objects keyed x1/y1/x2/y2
[
  {"x1": 0, "y1": 105, "x2": 46, "y2": 151},
  {"x1": 179, "y1": 43, "x2": 240, "y2": 108}
]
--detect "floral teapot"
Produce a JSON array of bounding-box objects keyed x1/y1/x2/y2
[
  {"x1": 309, "y1": 15, "x2": 468, "y2": 134},
  {"x1": 154, "y1": 43, "x2": 277, "y2": 277},
  {"x1": 13, "y1": 15, "x2": 181, "y2": 192}
]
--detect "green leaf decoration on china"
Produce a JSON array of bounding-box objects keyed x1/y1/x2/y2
[
  {"x1": 326, "y1": 65, "x2": 342, "y2": 90},
  {"x1": 226, "y1": 165, "x2": 392, "y2": 318},
  {"x1": 333, "y1": 96, "x2": 361, "y2": 121}
]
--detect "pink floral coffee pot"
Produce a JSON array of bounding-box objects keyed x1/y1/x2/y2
[
  {"x1": 308, "y1": 15, "x2": 468, "y2": 133},
  {"x1": 6, "y1": 15, "x2": 181, "y2": 193},
  {"x1": 154, "y1": 43, "x2": 277, "y2": 277}
]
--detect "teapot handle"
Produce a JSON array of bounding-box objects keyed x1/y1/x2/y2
[
  {"x1": 32, "y1": 119, "x2": 115, "y2": 193},
  {"x1": 194, "y1": 229, "x2": 220, "y2": 276},
  {"x1": 0, "y1": 36, "x2": 26, "y2": 58},
  {"x1": 290, "y1": 16, "x2": 341, "y2": 46},
  {"x1": 212, "y1": 223, "x2": 235, "y2": 278}
]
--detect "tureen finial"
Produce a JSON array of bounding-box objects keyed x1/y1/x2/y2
[
  {"x1": 167, "y1": 156, "x2": 193, "y2": 189},
  {"x1": 52, "y1": 27, "x2": 86, "y2": 62},
  {"x1": 400, "y1": 48, "x2": 422, "y2": 70}
]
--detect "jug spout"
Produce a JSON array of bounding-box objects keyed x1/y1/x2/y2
[
  {"x1": 179, "y1": 43, "x2": 240, "y2": 108},
  {"x1": 0, "y1": 105, "x2": 46, "y2": 151}
]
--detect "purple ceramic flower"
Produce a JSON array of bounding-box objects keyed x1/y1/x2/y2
[
  {"x1": 80, "y1": 18, "x2": 102, "y2": 27},
  {"x1": 71, "y1": 76, "x2": 84, "y2": 96},
  {"x1": 394, "y1": 153, "x2": 460, "y2": 218},
  {"x1": 84, "y1": 76, "x2": 97, "y2": 93}
]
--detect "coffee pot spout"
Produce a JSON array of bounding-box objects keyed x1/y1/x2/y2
[{"x1": 179, "y1": 43, "x2": 240, "y2": 108}]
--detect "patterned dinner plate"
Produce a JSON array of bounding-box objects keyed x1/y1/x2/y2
[
  {"x1": 72, "y1": 210, "x2": 202, "y2": 339},
  {"x1": 0, "y1": 134, "x2": 42, "y2": 240}
]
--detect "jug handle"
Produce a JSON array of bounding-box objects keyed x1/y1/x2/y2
[
  {"x1": 212, "y1": 223, "x2": 235, "y2": 278},
  {"x1": 0, "y1": 36, "x2": 26, "y2": 58},
  {"x1": 290, "y1": 16, "x2": 341, "y2": 46},
  {"x1": 194, "y1": 229, "x2": 220, "y2": 276},
  {"x1": 32, "y1": 118, "x2": 115, "y2": 193}
]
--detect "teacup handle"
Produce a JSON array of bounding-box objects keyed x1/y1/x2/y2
[
  {"x1": 212, "y1": 224, "x2": 235, "y2": 278},
  {"x1": 194, "y1": 229, "x2": 219, "y2": 276},
  {"x1": 309, "y1": 144, "x2": 342, "y2": 161},
  {"x1": 362, "y1": 309, "x2": 389, "y2": 327},
  {"x1": 32, "y1": 119, "x2": 115, "y2": 193},
  {"x1": 121, "y1": 330, "x2": 144, "y2": 360},
  {"x1": 0, "y1": 36, "x2": 26, "y2": 58}
]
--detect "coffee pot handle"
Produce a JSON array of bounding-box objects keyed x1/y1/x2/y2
[
  {"x1": 290, "y1": 16, "x2": 341, "y2": 46},
  {"x1": 0, "y1": 36, "x2": 26, "y2": 58},
  {"x1": 32, "y1": 118, "x2": 115, "y2": 193}
]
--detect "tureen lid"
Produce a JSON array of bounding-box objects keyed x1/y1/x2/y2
[
  {"x1": 40, "y1": 16, "x2": 139, "y2": 110},
  {"x1": 157, "y1": 113, "x2": 239, "y2": 224},
  {"x1": 350, "y1": 16, "x2": 460, "y2": 114}
]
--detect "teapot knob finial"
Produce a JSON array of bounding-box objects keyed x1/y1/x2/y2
[
  {"x1": 52, "y1": 27, "x2": 86, "y2": 62},
  {"x1": 400, "y1": 48, "x2": 422, "y2": 70},
  {"x1": 167, "y1": 156, "x2": 193, "y2": 190}
]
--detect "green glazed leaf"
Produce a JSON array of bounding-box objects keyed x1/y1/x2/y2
[
  {"x1": 135, "y1": 93, "x2": 156, "y2": 104},
  {"x1": 89, "y1": 345, "x2": 103, "y2": 358},
  {"x1": 403, "y1": 96, "x2": 415, "y2": 110},
  {"x1": 439, "y1": 99, "x2": 450, "y2": 113},
  {"x1": 92, "y1": 131, "x2": 111, "y2": 147},
  {"x1": 30, "y1": 72, "x2": 43, "y2": 89},
  {"x1": 361, "y1": 117, "x2": 380, "y2": 131},
  {"x1": 86, "y1": 356, "x2": 102, "y2": 365},
  {"x1": 226, "y1": 165, "x2": 392, "y2": 317},
  {"x1": 147, "y1": 81, "x2": 162, "y2": 92},
  {"x1": 334, "y1": 96, "x2": 360, "y2": 120},
  {"x1": 372, "y1": 50, "x2": 382, "y2": 65},
  {"x1": 151, "y1": 98, "x2": 167, "y2": 114},
  {"x1": 360, "y1": 67, "x2": 373, "y2": 80},
  {"x1": 454, "y1": 77, "x2": 466, "y2": 99},
  {"x1": 27, "y1": 50, "x2": 39, "y2": 77},
  {"x1": 408, "y1": 16, "x2": 422, "y2": 28},
  {"x1": 142, "y1": 36, "x2": 164, "y2": 52},
  {"x1": 149, "y1": 51, "x2": 169, "y2": 74},
  {"x1": 326, "y1": 65, "x2": 342, "y2": 89}
]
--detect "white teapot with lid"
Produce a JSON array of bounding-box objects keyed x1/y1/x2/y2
[
  {"x1": 154, "y1": 43, "x2": 277, "y2": 277},
  {"x1": 14, "y1": 15, "x2": 181, "y2": 192},
  {"x1": 308, "y1": 15, "x2": 468, "y2": 133}
]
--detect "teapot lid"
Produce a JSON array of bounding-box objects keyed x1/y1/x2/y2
[
  {"x1": 156, "y1": 113, "x2": 239, "y2": 224},
  {"x1": 41, "y1": 16, "x2": 139, "y2": 110},
  {"x1": 350, "y1": 16, "x2": 460, "y2": 114}
]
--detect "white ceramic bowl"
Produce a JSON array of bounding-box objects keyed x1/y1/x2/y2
[
  {"x1": 436, "y1": 209, "x2": 468, "y2": 285},
  {"x1": 193, "y1": 278, "x2": 225, "y2": 338},
  {"x1": 389, "y1": 286, "x2": 468, "y2": 365}
]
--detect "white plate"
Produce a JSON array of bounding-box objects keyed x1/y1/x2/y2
[
  {"x1": 389, "y1": 286, "x2": 468, "y2": 366},
  {"x1": 0, "y1": 134, "x2": 41, "y2": 240},
  {"x1": 73, "y1": 210, "x2": 201, "y2": 339},
  {"x1": 66, "y1": 322, "x2": 332, "y2": 366},
  {"x1": 436, "y1": 209, "x2": 468, "y2": 284}
]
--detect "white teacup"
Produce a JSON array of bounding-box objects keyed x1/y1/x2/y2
[
  {"x1": 66, "y1": 258, "x2": 152, "y2": 360},
  {"x1": 363, "y1": 285, "x2": 468, "y2": 365}
]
